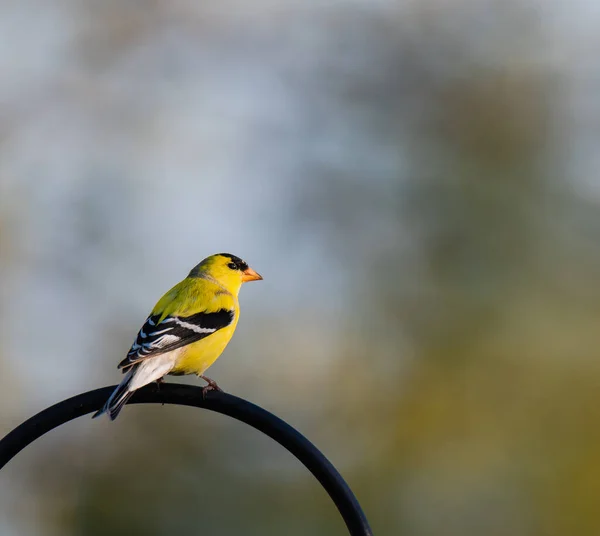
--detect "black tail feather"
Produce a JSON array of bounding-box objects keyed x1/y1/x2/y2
[{"x1": 92, "y1": 370, "x2": 135, "y2": 420}]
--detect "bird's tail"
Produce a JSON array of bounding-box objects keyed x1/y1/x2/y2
[{"x1": 93, "y1": 368, "x2": 136, "y2": 420}]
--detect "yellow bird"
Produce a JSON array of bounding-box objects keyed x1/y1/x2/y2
[{"x1": 94, "y1": 253, "x2": 262, "y2": 420}]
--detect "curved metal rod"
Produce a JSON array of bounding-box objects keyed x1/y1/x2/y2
[{"x1": 0, "y1": 383, "x2": 373, "y2": 536}]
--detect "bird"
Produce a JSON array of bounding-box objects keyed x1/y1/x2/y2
[{"x1": 93, "y1": 253, "x2": 262, "y2": 420}]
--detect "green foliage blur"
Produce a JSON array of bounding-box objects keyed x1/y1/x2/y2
[{"x1": 1, "y1": 1, "x2": 600, "y2": 535}]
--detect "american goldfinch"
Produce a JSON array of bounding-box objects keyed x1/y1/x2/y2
[{"x1": 94, "y1": 253, "x2": 262, "y2": 420}]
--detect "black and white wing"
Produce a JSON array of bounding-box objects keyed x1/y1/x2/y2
[{"x1": 118, "y1": 309, "x2": 235, "y2": 370}]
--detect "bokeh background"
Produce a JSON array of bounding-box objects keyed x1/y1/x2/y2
[{"x1": 1, "y1": 0, "x2": 600, "y2": 534}]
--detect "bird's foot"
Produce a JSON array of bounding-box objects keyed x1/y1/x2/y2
[
  {"x1": 200, "y1": 375, "x2": 222, "y2": 399},
  {"x1": 155, "y1": 377, "x2": 165, "y2": 403}
]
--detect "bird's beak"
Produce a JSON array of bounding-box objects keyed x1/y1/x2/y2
[{"x1": 241, "y1": 267, "x2": 263, "y2": 283}]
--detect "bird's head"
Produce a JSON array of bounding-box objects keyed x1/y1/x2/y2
[{"x1": 189, "y1": 253, "x2": 262, "y2": 294}]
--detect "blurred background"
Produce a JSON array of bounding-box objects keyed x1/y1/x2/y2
[{"x1": 1, "y1": 0, "x2": 600, "y2": 534}]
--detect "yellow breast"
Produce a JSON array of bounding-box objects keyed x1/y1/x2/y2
[{"x1": 170, "y1": 315, "x2": 239, "y2": 376}]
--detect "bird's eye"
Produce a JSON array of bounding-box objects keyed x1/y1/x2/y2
[{"x1": 227, "y1": 262, "x2": 238, "y2": 270}]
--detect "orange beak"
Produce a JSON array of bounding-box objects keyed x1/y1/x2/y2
[{"x1": 241, "y1": 266, "x2": 263, "y2": 283}]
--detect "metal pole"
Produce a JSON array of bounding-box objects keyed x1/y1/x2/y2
[{"x1": 0, "y1": 383, "x2": 373, "y2": 535}]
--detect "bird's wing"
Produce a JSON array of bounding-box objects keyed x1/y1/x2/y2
[{"x1": 118, "y1": 308, "x2": 235, "y2": 370}]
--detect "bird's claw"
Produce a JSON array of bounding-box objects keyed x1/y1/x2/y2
[{"x1": 200, "y1": 375, "x2": 222, "y2": 399}]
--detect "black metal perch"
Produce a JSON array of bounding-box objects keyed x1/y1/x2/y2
[{"x1": 0, "y1": 383, "x2": 373, "y2": 535}]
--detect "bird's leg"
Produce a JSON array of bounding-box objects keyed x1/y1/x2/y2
[
  {"x1": 200, "y1": 375, "x2": 222, "y2": 398},
  {"x1": 155, "y1": 377, "x2": 165, "y2": 405},
  {"x1": 200, "y1": 375, "x2": 221, "y2": 390}
]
